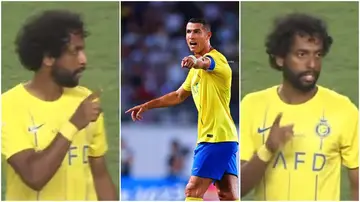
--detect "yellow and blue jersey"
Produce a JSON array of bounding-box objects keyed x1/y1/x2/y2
[{"x1": 182, "y1": 49, "x2": 238, "y2": 144}]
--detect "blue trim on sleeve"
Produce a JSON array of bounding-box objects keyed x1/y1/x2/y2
[{"x1": 206, "y1": 56, "x2": 216, "y2": 71}]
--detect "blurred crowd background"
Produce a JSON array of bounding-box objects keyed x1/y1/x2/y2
[{"x1": 121, "y1": 2, "x2": 239, "y2": 201}]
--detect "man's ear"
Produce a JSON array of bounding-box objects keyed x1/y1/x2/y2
[
  {"x1": 275, "y1": 56, "x2": 284, "y2": 68},
  {"x1": 43, "y1": 54, "x2": 55, "y2": 67}
]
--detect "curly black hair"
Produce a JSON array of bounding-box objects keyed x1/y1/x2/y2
[
  {"x1": 15, "y1": 9, "x2": 88, "y2": 72},
  {"x1": 265, "y1": 13, "x2": 333, "y2": 71}
]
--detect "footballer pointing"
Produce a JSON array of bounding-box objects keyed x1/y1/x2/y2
[
  {"x1": 126, "y1": 18, "x2": 239, "y2": 201},
  {"x1": 1, "y1": 10, "x2": 117, "y2": 200}
]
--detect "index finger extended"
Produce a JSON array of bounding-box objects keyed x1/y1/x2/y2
[
  {"x1": 125, "y1": 106, "x2": 138, "y2": 114},
  {"x1": 272, "y1": 112, "x2": 283, "y2": 126},
  {"x1": 85, "y1": 89, "x2": 102, "y2": 101}
]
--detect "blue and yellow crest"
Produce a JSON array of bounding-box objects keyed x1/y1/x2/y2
[
  {"x1": 192, "y1": 82, "x2": 200, "y2": 94},
  {"x1": 315, "y1": 118, "x2": 331, "y2": 138}
]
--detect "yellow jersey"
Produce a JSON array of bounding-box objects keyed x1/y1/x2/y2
[
  {"x1": 182, "y1": 49, "x2": 238, "y2": 143},
  {"x1": 1, "y1": 84, "x2": 108, "y2": 200},
  {"x1": 240, "y1": 85, "x2": 359, "y2": 201}
]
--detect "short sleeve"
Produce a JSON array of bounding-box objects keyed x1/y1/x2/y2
[
  {"x1": 181, "y1": 69, "x2": 193, "y2": 92},
  {"x1": 204, "y1": 52, "x2": 231, "y2": 79},
  {"x1": 88, "y1": 113, "x2": 108, "y2": 157},
  {"x1": 2, "y1": 104, "x2": 34, "y2": 159},
  {"x1": 340, "y1": 102, "x2": 359, "y2": 169},
  {"x1": 240, "y1": 94, "x2": 256, "y2": 162}
]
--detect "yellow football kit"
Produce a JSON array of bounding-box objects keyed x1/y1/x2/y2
[
  {"x1": 182, "y1": 49, "x2": 238, "y2": 143},
  {"x1": 241, "y1": 85, "x2": 359, "y2": 200},
  {"x1": 2, "y1": 84, "x2": 108, "y2": 200}
]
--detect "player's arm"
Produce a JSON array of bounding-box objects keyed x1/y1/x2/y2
[
  {"x1": 126, "y1": 71, "x2": 193, "y2": 121},
  {"x1": 4, "y1": 124, "x2": 75, "y2": 191},
  {"x1": 183, "y1": 54, "x2": 218, "y2": 72},
  {"x1": 89, "y1": 156, "x2": 118, "y2": 200},
  {"x1": 3, "y1": 91, "x2": 101, "y2": 191},
  {"x1": 142, "y1": 87, "x2": 191, "y2": 110},
  {"x1": 340, "y1": 102, "x2": 359, "y2": 200},
  {"x1": 242, "y1": 115, "x2": 292, "y2": 197},
  {"x1": 348, "y1": 168, "x2": 358, "y2": 200},
  {"x1": 239, "y1": 95, "x2": 268, "y2": 197},
  {"x1": 88, "y1": 114, "x2": 118, "y2": 200},
  {"x1": 183, "y1": 54, "x2": 230, "y2": 81},
  {"x1": 240, "y1": 95, "x2": 293, "y2": 197},
  {"x1": 241, "y1": 155, "x2": 271, "y2": 197},
  {"x1": 125, "y1": 87, "x2": 191, "y2": 121},
  {"x1": 182, "y1": 55, "x2": 212, "y2": 70}
]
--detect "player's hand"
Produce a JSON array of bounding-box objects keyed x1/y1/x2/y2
[
  {"x1": 125, "y1": 104, "x2": 148, "y2": 121},
  {"x1": 70, "y1": 90, "x2": 102, "y2": 130},
  {"x1": 265, "y1": 113, "x2": 294, "y2": 153},
  {"x1": 181, "y1": 55, "x2": 198, "y2": 69}
]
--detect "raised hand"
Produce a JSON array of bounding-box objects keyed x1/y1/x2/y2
[
  {"x1": 70, "y1": 90, "x2": 102, "y2": 130},
  {"x1": 265, "y1": 113, "x2": 294, "y2": 153},
  {"x1": 125, "y1": 104, "x2": 148, "y2": 122}
]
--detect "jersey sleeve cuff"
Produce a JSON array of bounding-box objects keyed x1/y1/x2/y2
[
  {"x1": 343, "y1": 162, "x2": 359, "y2": 169},
  {"x1": 240, "y1": 155, "x2": 252, "y2": 162},
  {"x1": 206, "y1": 55, "x2": 216, "y2": 71},
  {"x1": 3, "y1": 147, "x2": 34, "y2": 160},
  {"x1": 182, "y1": 84, "x2": 191, "y2": 92},
  {"x1": 88, "y1": 145, "x2": 108, "y2": 157}
]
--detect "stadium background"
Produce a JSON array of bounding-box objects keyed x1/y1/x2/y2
[
  {"x1": 1, "y1": 2, "x2": 119, "y2": 199},
  {"x1": 121, "y1": 2, "x2": 239, "y2": 201},
  {"x1": 241, "y1": 2, "x2": 358, "y2": 201}
]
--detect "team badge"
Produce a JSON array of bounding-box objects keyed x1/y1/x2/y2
[{"x1": 315, "y1": 118, "x2": 331, "y2": 138}]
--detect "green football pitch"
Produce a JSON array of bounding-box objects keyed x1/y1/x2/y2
[
  {"x1": 1, "y1": 2, "x2": 119, "y2": 199},
  {"x1": 241, "y1": 2, "x2": 358, "y2": 201}
]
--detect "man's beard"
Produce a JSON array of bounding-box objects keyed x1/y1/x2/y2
[
  {"x1": 282, "y1": 65, "x2": 320, "y2": 92},
  {"x1": 51, "y1": 65, "x2": 84, "y2": 88}
]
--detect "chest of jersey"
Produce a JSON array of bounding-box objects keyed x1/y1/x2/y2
[
  {"x1": 190, "y1": 70, "x2": 202, "y2": 96},
  {"x1": 253, "y1": 105, "x2": 343, "y2": 171},
  {"x1": 23, "y1": 100, "x2": 93, "y2": 166}
]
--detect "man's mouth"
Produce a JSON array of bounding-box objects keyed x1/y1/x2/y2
[
  {"x1": 74, "y1": 67, "x2": 85, "y2": 78},
  {"x1": 300, "y1": 72, "x2": 316, "y2": 83},
  {"x1": 189, "y1": 41, "x2": 197, "y2": 48}
]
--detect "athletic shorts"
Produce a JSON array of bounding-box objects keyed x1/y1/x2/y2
[{"x1": 191, "y1": 141, "x2": 238, "y2": 182}]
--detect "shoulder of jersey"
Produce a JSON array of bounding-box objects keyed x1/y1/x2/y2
[
  {"x1": 207, "y1": 49, "x2": 229, "y2": 64},
  {"x1": 64, "y1": 85, "x2": 93, "y2": 99},
  {"x1": 241, "y1": 86, "x2": 276, "y2": 104},
  {"x1": 318, "y1": 85, "x2": 357, "y2": 110},
  {"x1": 2, "y1": 84, "x2": 23, "y2": 104},
  {"x1": 1, "y1": 85, "x2": 94, "y2": 106}
]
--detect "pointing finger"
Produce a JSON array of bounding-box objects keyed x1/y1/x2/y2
[
  {"x1": 126, "y1": 106, "x2": 139, "y2": 114},
  {"x1": 85, "y1": 89, "x2": 102, "y2": 102},
  {"x1": 272, "y1": 113, "x2": 283, "y2": 126}
]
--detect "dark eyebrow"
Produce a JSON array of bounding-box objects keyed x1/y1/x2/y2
[
  {"x1": 186, "y1": 28, "x2": 201, "y2": 32},
  {"x1": 295, "y1": 48, "x2": 324, "y2": 56},
  {"x1": 76, "y1": 45, "x2": 85, "y2": 50}
]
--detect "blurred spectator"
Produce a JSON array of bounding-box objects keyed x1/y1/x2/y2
[
  {"x1": 121, "y1": 138, "x2": 134, "y2": 177},
  {"x1": 121, "y1": 2, "x2": 239, "y2": 125},
  {"x1": 167, "y1": 139, "x2": 190, "y2": 179}
]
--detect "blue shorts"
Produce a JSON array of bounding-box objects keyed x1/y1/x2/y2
[{"x1": 191, "y1": 142, "x2": 238, "y2": 182}]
